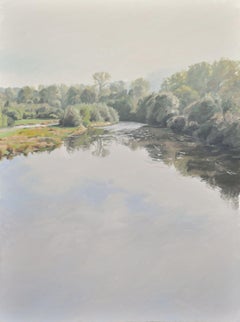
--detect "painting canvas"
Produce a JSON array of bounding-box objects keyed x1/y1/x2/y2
[{"x1": 0, "y1": 0, "x2": 240, "y2": 321}]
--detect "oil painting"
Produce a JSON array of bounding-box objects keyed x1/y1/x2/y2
[{"x1": 0, "y1": 0, "x2": 240, "y2": 321}]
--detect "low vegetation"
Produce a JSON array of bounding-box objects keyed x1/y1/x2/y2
[
  {"x1": 134, "y1": 59, "x2": 240, "y2": 151},
  {"x1": 1, "y1": 59, "x2": 240, "y2": 153},
  {"x1": 0, "y1": 125, "x2": 87, "y2": 160},
  {"x1": 58, "y1": 103, "x2": 118, "y2": 128},
  {"x1": 14, "y1": 119, "x2": 57, "y2": 126}
]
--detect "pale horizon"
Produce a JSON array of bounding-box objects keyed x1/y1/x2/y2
[{"x1": 0, "y1": 0, "x2": 240, "y2": 87}]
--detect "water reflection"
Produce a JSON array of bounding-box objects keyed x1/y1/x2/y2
[
  {"x1": 65, "y1": 125, "x2": 240, "y2": 209},
  {"x1": 0, "y1": 122, "x2": 240, "y2": 322},
  {"x1": 66, "y1": 128, "x2": 111, "y2": 158}
]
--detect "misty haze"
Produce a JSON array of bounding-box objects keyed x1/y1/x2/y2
[{"x1": 0, "y1": 1, "x2": 240, "y2": 322}]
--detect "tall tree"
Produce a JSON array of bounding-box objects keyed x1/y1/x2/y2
[
  {"x1": 93, "y1": 72, "x2": 111, "y2": 100},
  {"x1": 129, "y1": 78, "x2": 150, "y2": 111},
  {"x1": 186, "y1": 62, "x2": 211, "y2": 95},
  {"x1": 17, "y1": 86, "x2": 34, "y2": 103},
  {"x1": 80, "y1": 86, "x2": 96, "y2": 104}
]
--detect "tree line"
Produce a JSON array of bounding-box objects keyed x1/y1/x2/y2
[
  {"x1": 0, "y1": 72, "x2": 149, "y2": 127},
  {"x1": 1, "y1": 58, "x2": 240, "y2": 150}
]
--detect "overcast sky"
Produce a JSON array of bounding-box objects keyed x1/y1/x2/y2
[{"x1": 0, "y1": 0, "x2": 240, "y2": 87}]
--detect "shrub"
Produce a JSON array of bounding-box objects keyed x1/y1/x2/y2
[
  {"x1": 185, "y1": 96, "x2": 222, "y2": 125},
  {"x1": 59, "y1": 107, "x2": 82, "y2": 127}
]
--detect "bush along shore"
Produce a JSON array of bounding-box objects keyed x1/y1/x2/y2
[
  {"x1": 0, "y1": 101, "x2": 119, "y2": 160},
  {"x1": 134, "y1": 59, "x2": 240, "y2": 153},
  {"x1": 1, "y1": 60, "x2": 240, "y2": 152},
  {"x1": 136, "y1": 93, "x2": 240, "y2": 153}
]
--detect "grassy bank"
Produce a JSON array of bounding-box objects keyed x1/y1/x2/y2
[
  {"x1": 14, "y1": 119, "x2": 57, "y2": 126},
  {"x1": 0, "y1": 125, "x2": 87, "y2": 159},
  {"x1": 0, "y1": 121, "x2": 113, "y2": 160}
]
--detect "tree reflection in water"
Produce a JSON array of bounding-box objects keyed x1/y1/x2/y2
[{"x1": 64, "y1": 125, "x2": 240, "y2": 209}]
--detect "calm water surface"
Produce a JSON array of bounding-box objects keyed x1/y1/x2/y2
[{"x1": 0, "y1": 122, "x2": 240, "y2": 322}]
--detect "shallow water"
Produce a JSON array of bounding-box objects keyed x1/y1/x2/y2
[{"x1": 0, "y1": 122, "x2": 240, "y2": 322}]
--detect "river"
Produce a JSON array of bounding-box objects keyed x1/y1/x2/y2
[{"x1": 0, "y1": 122, "x2": 239, "y2": 322}]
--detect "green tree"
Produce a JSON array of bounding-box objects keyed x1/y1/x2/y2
[
  {"x1": 130, "y1": 78, "x2": 149, "y2": 98},
  {"x1": 46, "y1": 85, "x2": 61, "y2": 107},
  {"x1": 58, "y1": 84, "x2": 69, "y2": 108},
  {"x1": 80, "y1": 87, "x2": 96, "y2": 104},
  {"x1": 174, "y1": 85, "x2": 199, "y2": 111},
  {"x1": 17, "y1": 86, "x2": 34, "y2": 103},
  {"x1": 186, "y1": 96, "x2": 222, "y2": 125},
  {"x1": 109, "y1": 81, "x2": 126, "y2": 98},
  {"x1": 161, "y1": 71, "x2": 187, "y2": 92},
  {"x1": 93, "y1": 72, "x2": 111, "y2": 100},
  {"x1": 186, "y1": 62, "x2": 211, "y2": 95},
  {"x1": 128, "y1": 78, "x2": 150, "y2": 114},
  {"x1": 66, "y1": 86, "x2": 82, "y2": 105},
  {"x1": 60, "y1": 106, "x2": 82, "y2": 127},
  {"x1": 4, "y1": 88, "x2": 15, "y2": 104},
  {"x1": 39, "y1": 88, "x2": 48, "y2": 104},
  {"x1": 143, "y1": 92, "x2": 179, "y2": 126},
  {"x1": 208, "y1": 59, "x2": 240, "y2": 94}
]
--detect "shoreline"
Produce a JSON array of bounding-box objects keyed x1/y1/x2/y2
[{"x1": 0, "y1": 121, "x2": 113, "y2": 160}]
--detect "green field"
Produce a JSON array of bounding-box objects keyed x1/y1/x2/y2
[
  {"x1": 14, "y1": 119, "x2": 57, "y2": 126},
  {"x1": 0, "y1": 128, "x2": 17, "y2": 139},
  {"x1": 0, "y1": 120, "x2": 113, "y2": 159}
]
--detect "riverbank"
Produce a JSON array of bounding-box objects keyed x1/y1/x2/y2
[
  {"x1": 0, "y1": 121, "x2": 113, "y2": 160},
  {"x1": 14, "y1": 119, "x2": 57, "y2": 126}
]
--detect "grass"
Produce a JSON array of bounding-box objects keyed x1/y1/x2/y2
[
  {"x1": 0, "y1": 125, "x2": 87, "y2": 159},
  {"x1": 0, "y1": 120, "x2": 115, "y2": 160},
  {"x1": 0, "y1": 118, "x2": 58, "y2": 138},
  {"x1": 0, "y1": 129, "x2": 16, "y2": 139},
  {"x1": 14, "y1": 118, "x2": 57, "y2": 126}
]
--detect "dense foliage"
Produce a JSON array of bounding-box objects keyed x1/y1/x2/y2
[
  {"x1": 1, "y1": 59, "x2": 240, "y2": 150},
  {"x1": 0, "y1": 73, "x2": 146, "y2": 127},
  {"x1": 59, "y1": 103, "x2": 119, "y2": 127},
  {"x1": 136, "y1": 58, "x2": 240, "y2": 150},
  {"x1": 157, "y1": 59, "x2": 240, "y2": 150}
]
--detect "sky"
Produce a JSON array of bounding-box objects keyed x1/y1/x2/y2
[{"x1": 0, "y1": 0, "x2": 240, "y2": 87}]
